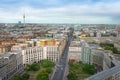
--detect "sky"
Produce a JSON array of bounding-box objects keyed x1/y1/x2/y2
[{"x1": 0, "y1": 0, "x2": 120, "y2": 24}]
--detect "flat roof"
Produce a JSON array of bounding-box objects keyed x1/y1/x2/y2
[
  {"x1": 2, "y1": 53, "x2": 13, "y2": 58},
  {"x1": 86, "y1": 64, "x2": 120, "y2": 80}
]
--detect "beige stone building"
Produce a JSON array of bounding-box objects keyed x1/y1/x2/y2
[
  {"x1": 68, "y1": 41, "x2": 81, "y2": 62},
  {"x1": 0, "y1": 45, "x2": 11, "y2": 55}
]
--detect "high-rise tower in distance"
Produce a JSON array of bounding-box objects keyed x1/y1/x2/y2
[{"x1": 23, "y1": 14, "x2": 25, "y2": 27}]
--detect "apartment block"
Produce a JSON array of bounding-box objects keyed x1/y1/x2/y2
[
  {"x1": 92, "y1": 50, "x2": 112, "y2": 70},
  {"x1": 68, "y1": 41, "x2": 81, "y2": 62},
  {"x1": 22, "y1": 47, "x2": 46, "y2": 65},
  {"x1": 0, "y1": 53, "x2": 17, "y2": 80},
  {"x1": 0, "y1": 51, "x2": 24, "y2": 80}
]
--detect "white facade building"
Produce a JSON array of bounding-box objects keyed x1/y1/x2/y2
[
  {"x1": 22, "y1": 47, "x2": 46, "y2": 64},
  {"x1": 22, "y1": 46, "x2": 60, "y2": 65}
]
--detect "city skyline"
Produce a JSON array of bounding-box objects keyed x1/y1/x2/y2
[{"x1": 0, "y1": 0, "x2": 120, "y2": 24}]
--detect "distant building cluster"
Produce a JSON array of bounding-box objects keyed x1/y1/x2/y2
[
  {"x1": 0, "y1": 25, "x2": 70, "y2": 80},
  {"x1": 0, "y1": 24, "x2": 120, "y2": 80},
  {"x1": 73, "y1": 24, "x2": 119, "y2": 38}
]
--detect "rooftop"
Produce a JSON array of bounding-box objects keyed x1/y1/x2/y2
[
  {"x1": 86, "y1": 64, "x2": 120, "y2": 80},
  {"x1": 2, "y1": 53, "x2": 14, "y2": 58},
  {"x1": 70, "y1": 41, "x2": 81, "y2": 47}
]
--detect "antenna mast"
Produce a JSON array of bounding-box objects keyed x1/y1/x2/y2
[{"x1": 23, "y1": 13, "x2": 25, "y2": 27}]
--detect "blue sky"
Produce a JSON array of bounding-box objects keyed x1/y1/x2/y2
[{"x1": 0, "y1": 0, "x2": 120, "y2": 24}]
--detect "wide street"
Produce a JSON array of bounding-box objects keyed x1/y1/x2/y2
[{"x1": 51, "y1": 30, "x2": 73, "y2": 80}]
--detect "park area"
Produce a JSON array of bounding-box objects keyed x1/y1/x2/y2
[
  {"x1": 12, "y1": 60, "x2": 55, "y2": 80},
  {"x1": 67, "y1": 61, "x2": 95, "y2": 80}
]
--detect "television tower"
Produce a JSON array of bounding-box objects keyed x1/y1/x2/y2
[{"x1": 23, "y1": 13, "x2": 25, "y2": 27}]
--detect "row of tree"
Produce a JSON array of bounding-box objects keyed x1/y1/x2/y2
[
  {"x1": 100, "y1": 43, "x2": 118, "y2": 54},
  {"x1": 12, "y1": 73, "x2": 29, "y2": 80}
]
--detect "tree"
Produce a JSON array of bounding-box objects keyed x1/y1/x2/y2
[
  {"x1": 12, "y1": 73, "x2": 29, "y2": 80},
  {"x1": 31, "y1": 63, "x2": 40, "y2": 71},
  {"x1": 22, "y1": 73, "x2": 29, "y2": 80},
  {"x1": 104, "y1": 46, "x2": 113, "y2": 51},
  {"x1": 68, "y1": 61, "x2": 74, "y2": 67},
  {"x1": 41, "y1": 60, "x2": 55, "y2": 68},
  {"x1": 12, "y1": 75, "x2": 22, "y2": 80},
  {"x1": 26, "y1": 64, "x2": 31, "y2": 71},
  {"x1": 26, "y1": 63, "x2": 40, "y2": 71},
  {"x1": 67, "y1": 71, "x2": 77, "y2": 80},
  {"x1": 82, "y1": 64, "x2": 95, "y2": 75},
  {"x1": 36, "y1": 72, "x2": 48, "y2": 80},
  {"x1": 73, "y1": 35, "x2": 77, "y2": 39},
  {"x1": 99, "y1": 43, "x2": 118, "y2": 54},
  {"x1": 46, "y1": 68, "x2": 52, "y2": 74},
  {"x1": 113, "y1": 47, "x2": 118, "y2": 54}
]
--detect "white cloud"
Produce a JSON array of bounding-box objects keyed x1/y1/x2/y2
[{"x1": 0, "y1": 0, "x2": 120, "y2": 24}]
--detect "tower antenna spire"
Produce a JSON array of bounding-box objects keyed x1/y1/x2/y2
[{"x1": 23, "y1": 13, "x2": 25, "y2": 27}]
